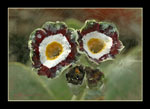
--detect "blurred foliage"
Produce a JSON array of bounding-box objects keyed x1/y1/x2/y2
[
  {"x1": 102, "y1": 46, "x2": 142, "y2": 100},
  {"x1": 65, "y1": 18, "x2": 83, "y2": 29},
  {"x1": 9, "y1": 62, "x2": 73, "y2": 100},
  {"x1": 9, "y1": 34, "x2": 29, "y2": 64},
  {"x1": 120, "y1": 36, "x2": 140, "y2": 54}
]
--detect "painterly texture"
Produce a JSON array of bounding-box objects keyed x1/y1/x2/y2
[{"x1": 8, "y1": 8, "x2": 142, "y2": 100}]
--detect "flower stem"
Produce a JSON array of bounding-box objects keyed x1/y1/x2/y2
[
  {"x1": 79, "y1": 87, "x2": 88, "y2": 100},
  {"x1": 71, "y1": 95, "x2": 77, "y2": 100}
]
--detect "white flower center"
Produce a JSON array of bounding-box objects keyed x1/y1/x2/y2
[
  {"x1": 82, "y1": 31, "x2": 113, "y2": 59},
  {"x1": 39, "y1": 34, "x2": 71, "y2": 68}
]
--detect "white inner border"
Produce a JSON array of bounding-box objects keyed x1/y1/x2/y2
[
  {"x1": 82, "y1": 31, "x2": 113, "y2": 59},
  {"x1": 39, "y1": 34, "x2": 71, "y2": 68}
]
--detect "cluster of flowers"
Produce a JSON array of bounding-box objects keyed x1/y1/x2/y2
[{"x1": 28, "y1": 20, "x2": 124, "y2": 88}]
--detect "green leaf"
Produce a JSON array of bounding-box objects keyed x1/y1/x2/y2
[
  {"x1": 103, "y1": 46, "x2": 142, "y2": 100},
  {"x1": 41, "y1": 72, "x2": 73, "y2": 100},
  {"x1": 8, "y1": 62, "x2": 73, "y2": 100}
]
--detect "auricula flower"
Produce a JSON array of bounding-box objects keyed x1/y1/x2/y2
[
  {"x1": 77, "y1": 20, "x2": 124, "y2": 64},
  {"x1": 28, "y1": 21, "x2": 78, "y2": 78},
  {"x1": 66, "y1": 65, "x2": 104, "y2": 91},
  {"x1": 66, "y1": 65, "x2": 85, "y2": 85}
]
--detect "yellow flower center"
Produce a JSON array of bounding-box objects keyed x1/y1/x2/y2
[
  {"x1": 45, "y1": 41, "x2": 63, "y2": 60},
  {"x1": 87, "y1": 38, "x2": 106, "y2": 54}
]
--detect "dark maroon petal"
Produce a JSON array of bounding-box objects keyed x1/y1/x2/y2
[
  {"x1": 110, "y1": 47, "x2": 119, "y2": 55},
  {"x1": 34, "y1": 30, "x2": 47, "y2": 46},
  {"x1": 54, "y1": 49, "x2": 76, "y2": 68},
  {"x1": 31, "y1": 41, "x2": 41, "y2": 68},
  {"x1": 38, "y1": 65, "x2": 56, "y2": 78},
  {"x1": 55, "y1": 22, "x2": 67, "y2": 35},
  {"x1": 99, "y1": 54, "x2": 109, "y2": 62},
  {"x1": 55, "y1": 28, "x2": 67, "y2": 36},
  {"x1": 38, "y1": 65, "x2": 49, "y2": 76},
  {"x1": 63, "y1": 29, "x2": 78, "y2": 65},
  {"x1": 65, "y1": 55, "x2": 74, "y2": 64},
  {"x1": 48, "y1": 67, "x2": 57, "y2": 78},
  {"x1": 31, "y1": 42, "x2": 39, "y2": 56},
  {"x1": 99, "y1": 23, "x2": 120, "y2": 46},
  {"x1": 110, "y1": 32, "x2": 121, "y2": 55},
  {"x1": 32, "y1": 52, "x2": 41, "y2": 68},
  {"x1": 81, "y1": 22, "x2": 100, "y2": 36},
  {"x1": 111, "y1": 31, "x2": 119, "y2": 41},
  {"x1": 98, "y1": 23, "x2": 122, "y2": 56},
  {"x1": 49, "y1": 66, "x2": 57, "y2": 74},
  {"x1": 77, "y1": 31, "x2": 84, "y2": 51},
  {"x1": 47, "y1": 71, "x2": 56, "y2": 78}
]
